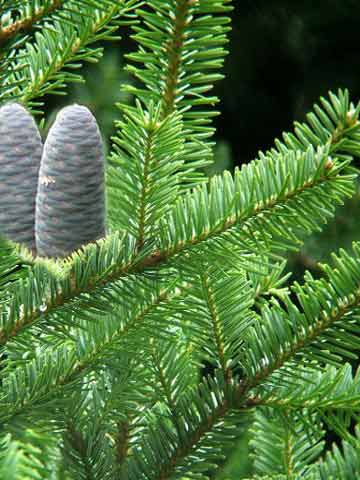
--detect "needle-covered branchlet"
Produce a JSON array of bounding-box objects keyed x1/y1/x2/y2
[
  {"x1": 35, "y1": 105, "x2": 106, "y2": 258},
  {"x1": 0, "y1": 103, "x2": 42, "y2": 253}
]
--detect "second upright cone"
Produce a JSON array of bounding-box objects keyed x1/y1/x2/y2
[{"x1": 35, "y1": 105, "x2": 106, "y2": 258}]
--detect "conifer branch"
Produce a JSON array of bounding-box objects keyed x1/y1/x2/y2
[
  {"x1": 155, "y1": 401, "x2": 230, "y2": 480},
  {"x1": 19, "y1": 6, "x2": 120, "y2": 105},
  {"x1": 249, "y1": 291, "x2": 360, "y2": 389},
  {"x1": 156, "y1": 151, "x2": 353, "y2": 263},
  {"x1": 0, "y1": 283, "x2": 182, "y2": 425},
  {"x1": 109, "y1": 103, "x2": 184, "y2": 246},
  {"x1": 72, "y1": 287, "x2": 177, "y2": 375},
  {"x1": 0, "y1": 430, "x2": 58, "y2": 479},
  {"x1": 125, "y1": 0, "x2": 233, "y2": 186},
  {"x1": 127, "y1": 373, "x2": 329, "y2": 479},
  {"x1": 3, "y1": 243, "x2": 360, "y2": 477},
  {"x1": 146, "y1": 338, "x2": 201, "y2": 448},
  {"x1": 1, "y1": 2, "x2": 360, "y2": 469},
  {"x1": 149, "y1": 342, "x2": 178, "y2": 415},
  {"x1": 114, "y1": 421, "x2": 130, "y2": 466},
  {"x1": 283, "y1": 412, "x2": 295, "y2": 477},
  {"x1": 160, "y1": 0, "x2": 191, "y2": 118},
  {"x1": 1, "y1": 1, "x2": 141, "y2": 108},
  {"x1": 248, "y1": 310, "x2": 347, "y2": 390},
  {"x1": 60, "y1": 379, "x2": 133, "y2": 480},
  {"x1": 0, "y1": 143, "x2": 354, "y2": 347},
  {"x1": 314, "y1": 427, "x2": 360, "y2": 478},
  {"x1": 65, "y1": 422, "x2": 94, "y2": 480},
  {"x1": 108, "y1": 103, "x2": 184, "y2": 238},
  {"x1": 0, "y1": 0, "x2": 64, "y2": 45},
  {"x1": 0, "y1": 172, "x2": 334, "y2": 344},
  {"x1": 202, "y1": 269, "x2": 231, "y2": 380},
  {"x1": 246, "y1": 364, "x2": 360, "y2": 412},
  {"x1": 110, "y1": 241, "x2": 360, "y2": 476},
  {"x1": 126, "y1": 374, "x2": 241, "y2": 480},
  {"x1": 134, "y1": 242, "x2": 360, "y2": 478},
  {"x1": 249, "y1": 409, "x2": 324, "y2": 478},
  {"x1": 240, "y1": 244, "x2": 360, "y2": 390},
  {"x1": 127, "y1": 0, "x2": 232, "y2": 120},
  {"x1": 137, "y1": 128, "x2": 155, "y2": 248}
]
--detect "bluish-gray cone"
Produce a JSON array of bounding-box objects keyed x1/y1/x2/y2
[
  {"x1": 0, "y1": 103, "x2": 42, "y2": 252},
  {"x1": 35, "y1": 105, "x2": 106, "y2": 258}
]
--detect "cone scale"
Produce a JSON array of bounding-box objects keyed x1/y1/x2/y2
[
  {"x1": 35, "y1": 105, "x2": 106, "y2": 258},
  {"x1": 0, "y1": 103, "x2": 43, "y2": 252}
]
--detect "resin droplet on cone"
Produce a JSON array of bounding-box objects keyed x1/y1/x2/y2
[
  {"x1": 35, "y1": 105, "x2": 106, "y2": 258},
  {"x1": 0, "y1": 103, "x2": 43, "y2": 252}
]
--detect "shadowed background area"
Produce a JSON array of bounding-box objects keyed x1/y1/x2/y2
[
  {"x1": 44, "y1": 2, "x2": 360, "y2": 477},
  {"x1": 217, "y1": 0, "x2": 360, "y2": 166}
]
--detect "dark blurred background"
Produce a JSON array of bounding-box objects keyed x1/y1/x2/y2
[
  {"x1": 218, "y1": 0, "x2": 360, "y2": 164},
  {"x1": 45, "y1": 2, "x2": 360, "y2": 477}
]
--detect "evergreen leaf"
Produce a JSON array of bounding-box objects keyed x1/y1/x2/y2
[
  {"x1": 175, "y1": 261, "x2": 255, "y2": 378},
  {"x1": 0, "y1": 430, "x2": 59, "y2": 479},
  {"x1": 1, "y1": 0, "x2": 141, "y2": 109},
  {"x1": 107, "y1": 101, "x2": 185, "y2": 243},
  {"x1": 122, "y1": 372, "x2": 251, "y2": 480},
  {"x1": 123, "y1": 0, "x2": 233, "y2": 187},
  {"x1": 312, "y1": 427, "x2": 360, "y2": 479},
  {"x1": 241, "y1": 243, "x2": 360, "y2": 387},
  {"x1": 249, "y1": 408, "x2": 324, "y2": 478},
  {"x1": 158, "y1": 144, "x2": 356, "y2": 270}
]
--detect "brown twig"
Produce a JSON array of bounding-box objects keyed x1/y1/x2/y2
[{"x1": 0, "y1": 0, "x2": 64, "y2": 46}]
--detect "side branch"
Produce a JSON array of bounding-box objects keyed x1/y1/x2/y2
[
  {"x1": 240, "y1": 242, "x2": 360, "y2": 390},
  {"x1": 0, "y1": 0, "x2": 64, "y2": 45},
  {"x1": 128, "y1": 375, "x2": 250, "y2": 479},
  {"x1": 161, "y1": 0, "x2": 192, "y2": 117},
  {"x1": 136, "y1": 121, "x2": 157, "y2": 248},
  {"x1": 247, "y1": 293, "x2": 360, "y2": 390},
  {"x1": 202, "y1": 270, "x2": 230, "y2": 380},
  {"x1": 1, "y1": 286, "x2": 179, "y2": 424},
  {"x1": 64, "y1": 422, "x2": 94, "y2": 479},
  {"x1": 157, "y1": 401, "x2": 230, "y2": 480}
]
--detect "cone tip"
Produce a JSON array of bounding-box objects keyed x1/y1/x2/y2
[
  {"x1": 56, "y1": 104, "x2": 95, "y2": 123},
  {"x1": 0, "y1": 102, "x2": 29, "y2": 115}
]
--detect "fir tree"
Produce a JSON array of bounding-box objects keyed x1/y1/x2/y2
[{"x1": 0, "y1": 1, "x2": 360, "y2": 479}]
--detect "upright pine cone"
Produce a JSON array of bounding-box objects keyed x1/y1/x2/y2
[
  {"x1": 0, "y1": 103, "x2": 43, "y2": 253},
  {"x1": 35, "y1": 105, "x2": 106, "y2": 258}
]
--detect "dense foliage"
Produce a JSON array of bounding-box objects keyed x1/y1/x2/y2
[{"x1": 0, "y1": 1, "x2": 360, "y2": 479}]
